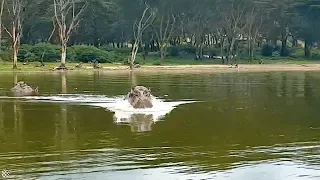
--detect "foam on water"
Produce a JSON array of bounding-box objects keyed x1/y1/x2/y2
[{"x1": 1, "y1": 94, "x2": 196, "y2": 132}]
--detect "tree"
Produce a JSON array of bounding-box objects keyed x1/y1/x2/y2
[
  {"x1": 218, "y1": 0, "x2": 251, "y2": 63},
  {"x1": 152, "y1": 0, "x2": 176, "y2": 60},
  {"x1": 53, "y1": 0, "x2": 88, "y2": 69},
  {"x1": 291, "y1": 0, "x2": 320, "y2": 58},
  {"x1": 2, "y1": 0, "x2": 24, "y2": 69},
  {"x1": 0, "y1": 0, "x2": 5, "y2": 49},
  {"x1": 129, "y1": 2, "x2": 155, "y2": 70},
  {"x1": 246, "y1": 2, "x2": 264, "y2": 62}
]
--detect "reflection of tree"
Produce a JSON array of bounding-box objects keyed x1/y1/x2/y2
[
  {"x1": 129, "y1": 71, "x2": 138, "y2": 86},
  {"x1": 54, "y1": 74, "x2": 76, "y2": 152},
  {"x1": 13, "y1": 100, "x2": 23, "y2": 149},
  {"x1": 13, "y1": 73, "x2": 18, "y2": 84},
  {"x1": 61, "y1": 73, "x2": 67, "y2": 94},
  {"x1": 0, "y1": 102, "x2": 4, "y2": 138},
  {"x1": 304, "y1": 72, "x2": 313, "y2": 105}
]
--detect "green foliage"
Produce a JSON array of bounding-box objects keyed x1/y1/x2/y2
[
  {"x1": 0, "y1": 50, "x2": 11, "y2": 62},
  {"x1": 152, "y1": 60, "x2": 162, "y2": 66},
  {"x1": 16, "y1": 44, "x2": 126, "y2": 63},
  {"x1": 19, "y1": 43, "x2": 60, "y2": 62},
  {"x1": 280, "y1": 47, "x2": 290, "y2": 57},
  {"x1": 203, "y1": 47, "x2": 220, "y2": 57},
  {"x1": 179, "y1": 45, "x2": 196, "y2": 54},
  {"x1": 261, "y1": 44, "x2": 273, "y2": 57},
  {"x1": 167, "y1": 46, "x2": 180, "y2": 56},
  {"x1": 166, "y1": 45, "x2": 197, "y2": 57},
  {"x1": 99, "y1": 46, "x2": 132, "y2": 55},
  {"x1": 68, "y1": 45, "x2": 125, "y2": 63}
]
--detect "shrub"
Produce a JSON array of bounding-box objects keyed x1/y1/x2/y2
[
  {"x1": 19, "y1": 43, "x2": 60, "y2": 62},
  {"x1": 100, "y1": 46, "x2": 131, "y2": 55},
  {"x1": 68, "y1": 45, "x2": 126, "y2": 63},
  {"x1": 180, "y1": 45, "x2": 196, "y2": 54},
  {"x1": 167, "y1": 46, "x2": 180, "y2": 56},
  {"x1": 0, "y1": 50, "x2": 11, "y2": 62},
  {"x1": 261, "y1": 44, "x2": 273, "y2": 56},
  {"x1": 24, "y1": 52, "x2": 38, "y2": 62},
  {"x1": 280, "y1": 47, "x2": 290, "y2": 57},
  {"x1": 152, "y1": 60, "x2": 162, "y2": 66},
  {"x1": 7, "y1": 44, "x2": 128, "y2": 63}
]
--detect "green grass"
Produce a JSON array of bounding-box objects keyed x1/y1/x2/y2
[
  {"x1": 136, "y1": 55, "x2": 320, "y2": 66},
  {"x1": 0, "y1": 55, "x2": 320, "y2": 72},
  {"x1": 0, "y1": 62, "x2": 106, "y2": 71}
]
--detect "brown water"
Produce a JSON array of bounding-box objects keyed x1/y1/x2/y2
[{"x1": 0, "y1": 71, "x2": 320, "y2": 180}]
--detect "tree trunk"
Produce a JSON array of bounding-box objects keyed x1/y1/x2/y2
[
  {"x1": 227, "y1": 38, "x2": 236, "y2": 64},
  {"x1": 130, "y1": 41, "x2": 139, "y2": 70},
  {"x1": 12, "y1": 25, "x2": 18, "y2": 69},
  {"x1": 305, "y1": 40, "x2": 311, "y2": 58},
  {"x1": 280, "y1": 37, "x2": 288, "y2": 57},
  {"x1": 220, "y1": 37, "x2": 225, "y2": 64},
  {"x1": 160, "y1": 45, "x2": 165, "y2": 60},
  {"x1": 251, "y1": 39, "x2": 256, "y2": 62},
  {"x1": 292, "y1": 36, "x2": 298, "y2": 47},
  {"x1": 60, "y1": 43, "x2": 67, "y2": 68}
]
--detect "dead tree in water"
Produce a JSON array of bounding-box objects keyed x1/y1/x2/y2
[{"x1": 53, "y1": 0, "x2": 88, "y2": 69}]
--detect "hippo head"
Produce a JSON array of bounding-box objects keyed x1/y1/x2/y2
[
  {"x1": 11, "y1": 81, "x2": 38, "y2": 96},
  {"x1": 128, "y1": 85, "x2": 153, "y2": 109}
]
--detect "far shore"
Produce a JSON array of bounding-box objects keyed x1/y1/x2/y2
[
  {"x1": 101, "y1": 63, "x2": 320, "y2": 72},
  {"x1": 1, "y1": 62, "x2": 320, "y2": 73}
]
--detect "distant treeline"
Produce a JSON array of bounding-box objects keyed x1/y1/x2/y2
[{"x1": 0, "y1": 0, "x2": 320, "y2": 68}]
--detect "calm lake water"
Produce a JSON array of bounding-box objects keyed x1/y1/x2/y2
[{"x1": 0, "y1": 71, "x2": 320, "y2": 180}]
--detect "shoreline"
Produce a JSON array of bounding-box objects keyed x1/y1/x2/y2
[{"x1": 1, "y1": 63, "x2": 320, "y2": 73}]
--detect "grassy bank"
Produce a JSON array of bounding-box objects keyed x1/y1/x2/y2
[{"x1": 1, "y1": 57, "x2": 320, "y2": 72}]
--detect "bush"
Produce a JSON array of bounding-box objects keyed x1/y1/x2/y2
[
  {"x1": 100, "y1": 46, "x2": 131, "y2": 55},
  {"x1": 203, "y1": 47, "x2": 220, "y2": 57},
  {"x1": 167, "y1": 46, "x2": 180, "y2": 56},
  {"x1": 24, "y1": 52, "x2": 38, "y2": 62},
  {"x1": 19, "y1": 43, "x2": 60, "y2": 62},
  {"x1": 180, "y1": 45, "x2": 196, "y2": 54},
  {"x1": 280, "y1": 47, "x2": 290, "y2": 57},
  {"x1": 152, "y1": 60, "x2": 162, "y2": 66},
  {"x1": 0, "y1": 50, "x2": 11, "y2": 61},
  {"x1": 68, "y1": 45, "x2": 126, "y2": 63},
  {"x1": 261, "y1": 44, "x2": 273, "y2": 56},
  {"x1": 8, "y1": 44, "x2": 128, "y2": 63}
]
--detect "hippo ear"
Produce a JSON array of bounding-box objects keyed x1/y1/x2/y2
[
  {"x1": 131, "y1": 85, "x2": 135, "y2": 92},
  {"x1": 148, "y1": 87, "x2": 151, "y2": 93}
]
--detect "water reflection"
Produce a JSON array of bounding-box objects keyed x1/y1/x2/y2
[
  {"x1": 115, "y1": 114, "x2": 154, "y2": 132},
  {"x1": 0, "y1": 71, "x2": 319, "y2": 179}
]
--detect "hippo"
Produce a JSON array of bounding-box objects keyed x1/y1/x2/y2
[
  {"x1": 125, "y1": 85, "x2": 153, "y2": 109},
  {"x1": 11, "y1": 81, "x2": 38, "y2": 96}
]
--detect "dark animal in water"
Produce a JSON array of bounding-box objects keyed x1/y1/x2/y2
[
  {"x1": 125, "y1": 86, "x2": 153, "y2": 109},
  {"x1": 11, "y1": 81, "x2": 38, "y2": 95}
]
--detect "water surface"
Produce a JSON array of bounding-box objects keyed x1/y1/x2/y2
[{"x1": 0, "y1": 71, "x2": 320, "y2": 180}]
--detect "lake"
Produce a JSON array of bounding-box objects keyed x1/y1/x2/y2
[{"x1": 0, "y1": 71, "x2": 320, "y2": 180}]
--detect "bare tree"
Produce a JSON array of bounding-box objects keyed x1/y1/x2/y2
[
  {"x1": 53, "y1": 0, "x2": 88, "y2": 69},
  {"x1": 2, "y1": 0, "x2": 23, "y2": 69},
  {"x1": 0, "y1": 0, "x2": 5, "y2": 50},
  {"x1": 246, "y1": 6, "x2": 263, "y2": 62},
  {"x1": 129, "y1": 3, "x2": 155, "y2": 70},
  {"x1": 153, "y1": 3, "x2": 176, "y2": 60},
  {"x1": 219, "y1": 0, "x2": 249, "y2": 64}
]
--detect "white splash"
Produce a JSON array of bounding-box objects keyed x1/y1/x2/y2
[{"x1": 16, "y1": 94, "x2": 196, "y2": 132}]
